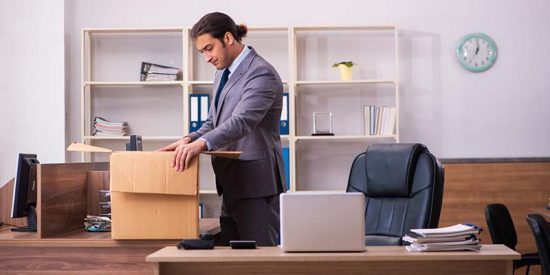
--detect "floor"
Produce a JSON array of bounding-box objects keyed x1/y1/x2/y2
[{"x1": 0, "y1": 246, "x2": 159, "y2": 274}]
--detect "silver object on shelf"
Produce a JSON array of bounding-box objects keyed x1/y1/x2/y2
[{"x1": 312, "y1": 112, "x2": 334, "y2": 136}]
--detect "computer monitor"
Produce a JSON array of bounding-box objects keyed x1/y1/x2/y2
[{"x1": 10, "y1": 153, "x2": 39, "y2": 232}]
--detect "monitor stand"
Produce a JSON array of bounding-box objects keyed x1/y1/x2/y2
[{"x1": 11, "y1": 205, "x2": 37, "y2": 232}]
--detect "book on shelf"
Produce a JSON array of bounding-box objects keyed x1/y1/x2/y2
[
  {"x1": 141, "y1": 73, "x2": 180, "y2": 81},
  {"x1": 93, "y1": 116, "x2": 129, "y2": 136},
  {"x1": 93, "y1": 130, "x2": 127, "y2": 136},
  {"x1": 363, "y1": 105, "x2": 395, "y2": 136},
  {"x1": 189, "y1": 94, "x2": 210, "y2": 133},
  {"x1": 280, "y1": 93, "x2": 289, "y2": 135},
  {"x1": 199, "y1": 202, "x2": 204, "y2": 219},
  {"x1": 282, "y1": 147, "x2": 290, "y2": 190},
  {"x1": 404, "y1": 224, "x2": 482, "y2": 252},
  {"x1": 140, "y1": 62, "x2": 181, "y2": 81}
]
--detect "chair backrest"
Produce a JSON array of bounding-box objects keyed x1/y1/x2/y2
[
  {"x1": 526, "y1": 214, "x2": 550, "y2": 275},
  {"x1": 346, "y1": 143, "x2": 444, "y2": 246},
  {"x1": 485, "y1": 203, "x2": 518, "y2": 250}
]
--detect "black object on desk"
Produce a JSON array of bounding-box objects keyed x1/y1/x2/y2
[
  {"x1": 177, "y1": 239, "x2": 214, "y2": 250},
  {"x1": 230, "y1": 240, "x2": 257, "y2": 249},
  {"x1": 177, "y1": 233, "x2": 215, "y2": 250}
]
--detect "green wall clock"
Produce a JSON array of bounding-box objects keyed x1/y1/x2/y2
[{"x1": 456, "y1": 33, "x2": 498, "y2": 72}]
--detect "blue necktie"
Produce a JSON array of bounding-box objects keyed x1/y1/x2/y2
[{"x1": 215, "y1": 69, "x2": 230, "y2": 109}]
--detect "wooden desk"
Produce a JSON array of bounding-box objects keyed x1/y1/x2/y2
[
  {"x1": 1, "y1": 163, "x2": 220, "y2": 246},
  {"x1": 0, "y1": 218, "x2": 219, "y2": 247},
  {"x1": 146, "y1": 244, "x2": 520, "y2": 275},
  {"x1": 0, "y1": 219, "x2": 220, "y2": 274},
  {"x1": 0, "y1": 163, "x2": 221, "y2": 273}
]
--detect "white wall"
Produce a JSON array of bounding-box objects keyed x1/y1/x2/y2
[
  {"x1": 0, "y1": 0, "x2": 546, "y2": 215},
  {"x1": 2, "y1": 0, "x2": 548, "y2": 189},
  {"x1": 0, "y1": 0, "x2": 66, "y2": 186},
  {"x1": 64, "y1": 0, "x2": 550, "y2": 160}
]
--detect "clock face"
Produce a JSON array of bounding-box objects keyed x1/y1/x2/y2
[{"x1": 456, "y1": 33, "x2": 498, "y2": 72}]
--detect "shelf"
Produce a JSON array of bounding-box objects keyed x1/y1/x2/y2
[
  {"x1": 84, "y1": 27, "x2": 185, "y2": 34},
  {"x1": 295, "y1": 135, "x2": 396, "y2": 141},
  {"x1": 84, "y1": 81, "x2": 184, "y2": 87},
  {"x1": 199, "y1": 190, "x2": 218, "y2": 194},
  {"x1": 188, "y1": 80, "x2": 214, "y2": 85},
  {"x1": 189, "y1": 80, "x2": 289, "y2": 85},
  {"x1": 83, "y1": 136, "x2": 182, "y2": 141},
  {"x1": 295, "y1": 80, "x2": 395, "y2": 85},
  {"x1": 81, "y1": 25, "x2": 399, "y2": 193},
  {"x1": 84, "y1": 135, "x2": 289, "y2": 143},
  {"x1": 248, "y1": 26, "x2": 289, "y2": 32},
  {"x1": 294, "y1": 25, "x2": 396, "y2": 32}
]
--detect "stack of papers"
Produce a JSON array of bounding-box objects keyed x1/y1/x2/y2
[
  {"x1": 93, "y1": 116, "x2": 129, "y2": 136},
  {"x1": 140, "y1": 62, "x2": 181, "y2": 81},
  {"x1": 404, "y1": 224, "x2": 481, "y2": 252}
]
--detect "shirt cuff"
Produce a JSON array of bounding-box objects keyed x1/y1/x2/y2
[{"x1": 198, "y1": 137, "x2": 211, "y2": 151}]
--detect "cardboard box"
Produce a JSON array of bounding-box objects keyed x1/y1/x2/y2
[
  {"x1": 66, "y1": 143, "x2": 241, "y2": 240},
  {"x1": 110, "y1": 152, "x2": 199, "y2": 239}
]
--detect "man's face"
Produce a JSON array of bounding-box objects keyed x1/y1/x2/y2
[{"x1": 195, "y1": 33, "x2": 231, "y2": 70}]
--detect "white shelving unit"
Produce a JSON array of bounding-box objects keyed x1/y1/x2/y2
[
  {"x1": 289, "y1": 25, "x2": 399, "y2": 191},
  {"x1": 80, "y1": 26, "x2": 399, "y2": 196},
  {"x1": 81, "y1": 27, "x2": 186, "y2": 162}
]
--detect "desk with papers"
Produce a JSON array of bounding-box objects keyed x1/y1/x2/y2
[{"x1": 146, "y1": 244, "x2": 520, "y2": 275}]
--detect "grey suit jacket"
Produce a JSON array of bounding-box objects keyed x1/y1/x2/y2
[{"x1": 187, "y1": 47, "x2": 286, "y2": 200}]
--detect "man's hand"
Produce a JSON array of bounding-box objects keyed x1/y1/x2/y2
[
  {"x1": 158, "y1": 137, "x2": 192, "y2": 152},
  {"x1": 172, "y1": 139, "x2": 207, "y2": 172}
]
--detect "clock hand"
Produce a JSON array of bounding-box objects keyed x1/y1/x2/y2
[{"x1": 475, "y1": 39, "x2": 479, "y2": 55}]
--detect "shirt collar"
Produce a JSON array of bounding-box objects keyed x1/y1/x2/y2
[{"x1": 227, "y1": 45, "x2": 250, "y2": 79}]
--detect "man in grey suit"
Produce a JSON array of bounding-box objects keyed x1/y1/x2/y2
[{"x1": 160, "y1": 12, "x2": 286, "y2": 246}]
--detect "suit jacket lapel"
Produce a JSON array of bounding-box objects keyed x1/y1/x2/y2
[{"x1": 214, "y1": 48, "x2": 257, "y2": 124}]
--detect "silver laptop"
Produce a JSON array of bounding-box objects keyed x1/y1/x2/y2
[{"x1": 280, "y1": 192, "x2": 365, "y2": 252}]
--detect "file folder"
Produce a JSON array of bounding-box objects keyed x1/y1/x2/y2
[
  {"x1": 198, "y1": 202, "x2": 204, "y2": 219},
  {"x1": 125, "y1": 134, "x2": 143, "y2": 151},
  {"x1": 189, "y1": 94, "x2": 210, "y2": 133},
  {"x1": 282, "y1": 147, "x2": 290, "y2": 190},
  {"x1": 280, "y1": 93, "x2": 289, "y2": 135}
]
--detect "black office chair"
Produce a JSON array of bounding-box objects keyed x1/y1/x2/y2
[
  {"x1": 485, "y1": 204, "x2": 540, "y2": 275},
  {"x1": 346, "y1": 143, "x2": 444, "y2": 246},
  {"x1": 526, "y1": 214, "x2": 550, "y2": 275}
]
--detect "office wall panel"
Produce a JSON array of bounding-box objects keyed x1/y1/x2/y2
[{"x1": 440, "y1": 160, "x2": 550, "y2": 256}]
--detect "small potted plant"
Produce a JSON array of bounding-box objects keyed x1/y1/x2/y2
[{"x1": 332, "y1": 61, "x2": 357, "y2": 80}]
